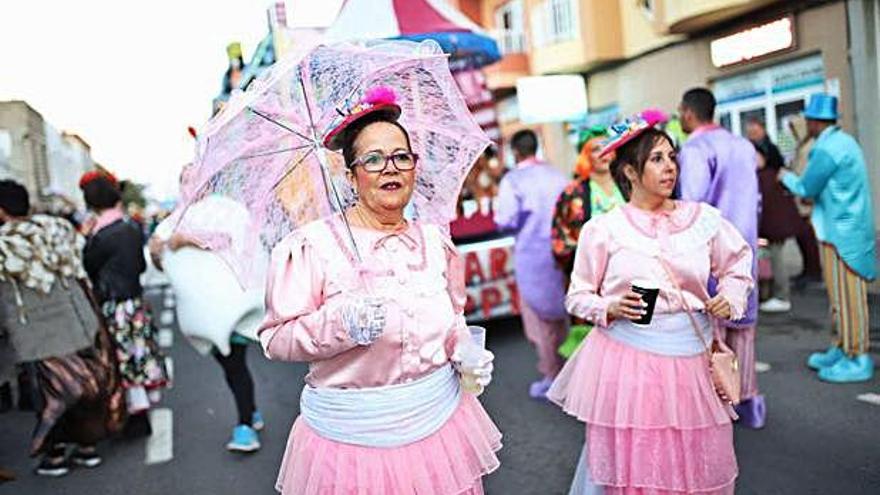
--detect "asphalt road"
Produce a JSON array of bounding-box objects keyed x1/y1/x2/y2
[{"x1": 1, "y1": 284, "x2": 878, "y2": 494}]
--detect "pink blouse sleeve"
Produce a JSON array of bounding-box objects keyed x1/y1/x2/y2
[
  {"x1": 565, "y1": 219, "x2": 614, "y2": 327},
  {"x1": 710, "y1": 218, "x2": 754, "y2": 321},
  {"x1": 257, "y1": 233, "x2": 357, "y2": 362},
  {"x1": 441, "y1": 233, "x2": 470, "y2": 355}
]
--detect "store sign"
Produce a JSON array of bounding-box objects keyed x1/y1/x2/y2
[
  {"x1": 516, "y1": 75, "x2": 588, "y2": 123},
  {"x1": 714, "y1": 54, "x2": 824, "y2": 104},
  {"x1": 710, "y1": 17, "x2": 795, "y2": 68},
  {"x1": 460, "y1": 237, "x2": 520, "y2": 321}
]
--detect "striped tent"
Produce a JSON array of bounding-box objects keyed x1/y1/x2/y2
[
  {"x1": 325, "y1": 0, "x2": 501, "y2": 71},
  {"x1": 324, "y1": 0, "x2": 501, "y2": 143}
]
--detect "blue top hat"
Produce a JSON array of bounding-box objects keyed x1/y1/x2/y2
[{"x1": 803, "y1": 93, "x2": 839, "y2": 121}]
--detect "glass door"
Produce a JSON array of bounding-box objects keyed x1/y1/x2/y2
[
  {"x1": 774, "y1": 98, "x2": 806, "y2": 163},
  {"x1": 739, "y1": 107, "x2": 767, "y2": 137}
]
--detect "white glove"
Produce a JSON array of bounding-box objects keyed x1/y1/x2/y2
[
  {"x1": 341, "y1": 296, "x2": 386, "y2": 346},
  {"x1": 452, "y1": 346, "x2": 495, "y2": 390}
]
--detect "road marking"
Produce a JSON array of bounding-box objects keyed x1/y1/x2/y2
[
  {"x1": 158, "y1": 328, "x2": 174, "y2": 348},
  {"x1": 755, "y1": 361, "x2": 771, "y2": 373},
  {"x1": 159, "y1": 310, "x2": 175, "y2": 327},
  {"x1": 856, "y1": 393, "x2": 880, "y2": 406},
  {"x1": 158, "y1": 328, "x2": 173, "y2": 348},
  {"x1": 165, "y1": 356, "x2": 174, "y2": 387},
  {"x1": 145, "y1": 408, "x2": 173, "y2": 465}
]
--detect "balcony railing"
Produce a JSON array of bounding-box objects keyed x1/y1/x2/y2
[{"x1": 493, "y1": 29, "x2": 527, "y2": 55}]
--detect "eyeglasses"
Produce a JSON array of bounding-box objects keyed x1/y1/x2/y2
[{"x1": 351, "y1": 151, "x2": 418, "y2": 173}]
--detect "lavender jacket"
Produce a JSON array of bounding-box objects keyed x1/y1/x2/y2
[
  {"x1": 496, "y1": 158, "x2": 569, "y2": 320},
  {"x1": 678, "y1": 126, "x2": 759, "y2": 326}
]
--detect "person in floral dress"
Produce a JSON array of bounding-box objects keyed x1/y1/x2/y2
[{"x1": 80, "y1": 172, "x2": 168, "y2": 438}]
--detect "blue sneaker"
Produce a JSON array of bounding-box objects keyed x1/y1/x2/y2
[
  {"x1": 733, "y1": 395, "x2": 766, "y2": 429},
  {"x1": 528, "y1": 377, "x2": 554, "y2": 401},
  {"x1": 818, "y1": 354, "x2": 874, "y2": 383},
  {"x1": 226, "y1": 425, "x2": 260, "y2": 453},
  {"x1": 807, "y1": 346, "x2": 845, "y2": 370},
  {"x1": 251, "y1": 411, "x2": 265, "y2": 432}
]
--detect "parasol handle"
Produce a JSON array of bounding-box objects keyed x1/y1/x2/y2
[{"x1": 314, "y1": 146, "x2": 363, "y2": 264}]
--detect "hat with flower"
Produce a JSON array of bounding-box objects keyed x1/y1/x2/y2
[
  {"x1": 599, "y1": 108, "x2": 669, "y2": 157},
  {"x1": 323, "y1": 86, "x2": 402, "y2": 151}
]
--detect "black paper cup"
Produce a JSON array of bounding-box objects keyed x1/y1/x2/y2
[{"x1": 630, "y1": 279, "x2": 659, "y2": 326}]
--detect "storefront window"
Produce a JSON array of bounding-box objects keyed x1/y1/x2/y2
[
  {"x1": 774, "y1": 99, "x2": 806, "y2": 163},
  {"x1": 719, "y1": 112, "x2": 732, "y2": 131},
  {"x1": 714, "y1": 55, "x2": 825, "y2": 144},
  {"x1": 739, "y1": 108, "x2": 766, "y2": 137}
]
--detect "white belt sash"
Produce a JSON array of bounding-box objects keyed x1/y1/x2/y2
[
  {"x1": 604, "y1": 312, "x2": 711, "y2": 357},
  {"x1": 300, "y1": 364, "x2": 461, "y2": 448}
]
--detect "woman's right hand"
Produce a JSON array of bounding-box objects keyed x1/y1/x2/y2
[
  {"x1": 607, "y1": 291, "x2": 646, "y2": 322},
  {"x1": 341, "y1": 296, "x2": 387, "y2": 346}
]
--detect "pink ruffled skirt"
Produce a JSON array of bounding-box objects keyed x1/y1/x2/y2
[
  {"x1": 275, "y1": 393, "x2": 502, "y2": 495},
  {"x1": 548, "y1": 330, "x2": 737, "y2": 494}
]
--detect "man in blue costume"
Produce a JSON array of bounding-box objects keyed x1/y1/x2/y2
[{"x1": 781, "y1": 93, "x2": 877, "y2": 383}]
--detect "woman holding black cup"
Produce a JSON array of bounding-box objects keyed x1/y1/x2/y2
[{"x1": 548, "y1": 109, "x2": 754, "y2": 495}]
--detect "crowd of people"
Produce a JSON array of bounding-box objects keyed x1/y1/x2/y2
[
  {"x1": 0, "y1": 84, "x2": 875, "y2": 495},
  {"x1": 0, "y1": 173, "x2": 169, "y2": 478}
]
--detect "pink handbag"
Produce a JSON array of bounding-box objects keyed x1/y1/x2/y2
[{"x1": 657, "y1": 258, "x2": 741, "y2": 419}]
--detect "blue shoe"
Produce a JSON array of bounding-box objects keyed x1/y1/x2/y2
[
  {"x1": 528, "y1": 377, "x2": 554, "y2": 401},
  {"x1": 251, "y1": 411, "x2": 264, "y2": 432},
  {"x1": 226, "y1": 425, "x2": 260, "y2": 453},
  {"x1": 818, "y1": 354, "x2": 874, "y2": 383},
  {"x1": 807, "y1": 346, "x2": 845, "y2": 370},
  {"x1": 733, "y1": 395, "x2": 766, "y2": 429}
]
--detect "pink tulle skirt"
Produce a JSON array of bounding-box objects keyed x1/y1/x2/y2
[
  {"x1": 548, "y1": 330, "x2": 737, "y2": 494},
  {"x1": 275, "y1": 393, "x2": 502, "y2": 495}
]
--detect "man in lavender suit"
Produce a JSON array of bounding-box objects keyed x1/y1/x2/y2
[
  {"x1": 496, "y1": 129, "x2": 569, "y2": 400},
  {"x1": 678, "y1": 88, "x2": 765, "y2": 429}
]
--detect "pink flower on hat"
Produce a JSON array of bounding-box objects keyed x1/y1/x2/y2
[
  {"x1": 324, "y1": 86, "x2": 403, "y2": 150},
  {"x1": 640, "y1": 108, "x2": 668, "y2": 126},
  {"x1": 363, "y1": 86, "x2": 397, "y2": 106}
]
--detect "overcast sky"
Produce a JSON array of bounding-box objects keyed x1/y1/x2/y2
[{"x1": 0, "y1": 0, "x2": 343, "y2": 199}]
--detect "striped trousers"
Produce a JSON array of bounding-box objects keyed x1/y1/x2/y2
[{"x1": 820, "y1": 242, "x2": 870, "y2": 356}]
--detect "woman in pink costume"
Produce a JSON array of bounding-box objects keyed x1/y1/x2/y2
[
  {"x1": 548, "y1": 111, "x2": 753, "y2": 495},
  {"x1": 258, "y1": 89, "x2": 500, "y2": 495}
]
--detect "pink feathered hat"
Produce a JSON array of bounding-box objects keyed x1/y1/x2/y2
[
  {"x1": 323, "y1": 86, "x2": 402, "y2": 151},
  {"x1": 599, "y1": 108, "x2": 669, "y2": 157}
]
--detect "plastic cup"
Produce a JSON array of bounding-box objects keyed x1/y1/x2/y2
[
  {"x1": 630, "y1": 279, "x2": 659, "y2": 326},
  {"x1": 468, "y1": 325, "x2": 486, "y2": 350},
  {"x1": 460, "y1": 326, "x2": 487, "y2": 394}
]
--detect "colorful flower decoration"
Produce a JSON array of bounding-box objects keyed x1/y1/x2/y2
[
  {"x1": 324, "y1": 86, "x2": 402, "y2": 150},
  {"x1": 599, "y1": 108, "x2": 669, "y2": 157}
]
